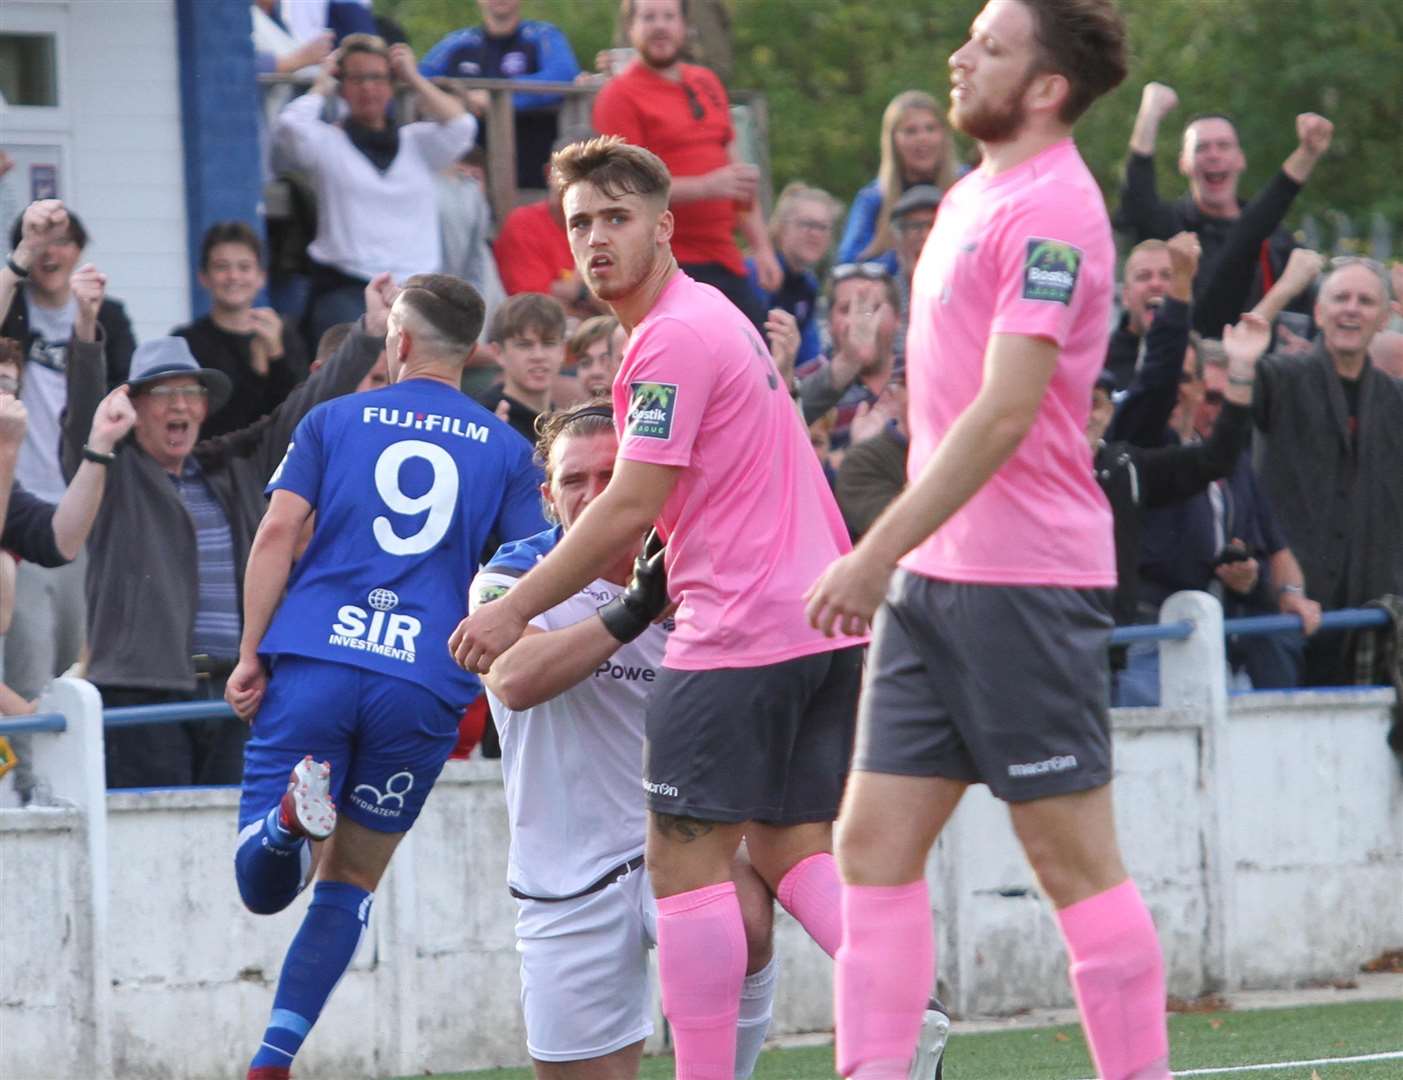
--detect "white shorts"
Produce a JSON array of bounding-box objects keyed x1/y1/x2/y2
[{"x1": 515, "y1": 862, "x2": 658, "y2": 1062}]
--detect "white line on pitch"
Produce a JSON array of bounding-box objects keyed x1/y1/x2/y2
[{"x1": 1069, "y1": 1048, "x2": 1403, "y2": 1079}]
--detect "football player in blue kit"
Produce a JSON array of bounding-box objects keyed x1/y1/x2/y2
[{"x1": 224, "y1": 272, "x2": 547, "y2": 1080}]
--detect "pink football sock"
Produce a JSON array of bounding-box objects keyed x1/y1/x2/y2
[
  {"x1": 834, "y1": 879, "x2": 934, "y2": 1079},
  {"x1": 777, "y1": 852, "x2": 843, "y2": 957},
  {"x1": 656, "y1": 881, "x2": 747, "y2": 1080},
  {"x1": 1056, "y1": 879, "x2": 1171, "y2": 1080}
]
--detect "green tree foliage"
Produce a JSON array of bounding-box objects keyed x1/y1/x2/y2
[{"x1": 381, "y1": 0, "x2": 1403, "y2": 231}]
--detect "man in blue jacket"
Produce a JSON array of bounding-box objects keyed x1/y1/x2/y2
[{"x1": 420, "y1": 0, "x2": 581, "y2": 190}]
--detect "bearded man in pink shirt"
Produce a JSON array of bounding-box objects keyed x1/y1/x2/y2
[
  {"x1": 452, "y1": 135, "x2": 867, "y2": 1078},
  {"x1": 807, "y1": 2, "x2": 1171, "y2": 1079}
]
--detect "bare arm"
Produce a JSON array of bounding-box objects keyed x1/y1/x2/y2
[
  {"x1": 806, "y1": 333, "x2": 1057, "y2": 634},
  {"x1": 389, "y1": 43, "x2": 466, "y2": 123},
  {"x1": 1128, "y1": 82, "x2": 1179, "y2": 157},
  {"x1": 1251, "y1": 248, "x2": 1323, "y2": 324},
  {"x1": 451, "y1": 459, "x2": 678, "y2": 672},
  {"x1": 225, "y1": 489, "x2": 313, "y2": 721},
  {"x1": 1281, "y1": 114, "x2": 1333, "y2": 185},
  {"x1": 486, "y1": 619, "x2": 625, "y2": 711},
  {"x1": 50, "y1": 385, "x2": 137, "y2": 560}
]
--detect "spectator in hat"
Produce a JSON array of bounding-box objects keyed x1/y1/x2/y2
[
  {"x1": 63, "y1": 280, "x2": 388, "y2": 788},
  {"x1": 888, "y1": 183, "x2": 941, "y2": 369}
]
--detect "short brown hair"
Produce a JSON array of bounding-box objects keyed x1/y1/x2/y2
[
  {"x1": 566, "y1": 315, "x2": 620, "y2": 363},
  {"x1": 550, "y1": 135, "x2": 672, "y2": 209},
  {"x1": 1021, "y1": 0, "x2": 1128, "y2": 124},
  {"x1": 397, "y1": 273, "x2": 487, "y2": 352},
  {"x1": 490, "y1": 292, "x2": 567, "y2": 346},
  {"x1": 337, "y1": 33, "x2": 389, "y2": 68},
  {"x1": 200, "y1": 221, "x2": 263, "y2": 270},
  {"x1": 535, "y1": 401, "x2": 616, "y2": 489}
]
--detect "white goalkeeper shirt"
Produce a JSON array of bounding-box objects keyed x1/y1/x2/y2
[{"x1": 470, "y1": 566, "x2": 667, "y2": 899}]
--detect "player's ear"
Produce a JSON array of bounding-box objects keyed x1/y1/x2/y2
[{"x1": 655, "y1": 207, "x2": 675, "y2": 247}]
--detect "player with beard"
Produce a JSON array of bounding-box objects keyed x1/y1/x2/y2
[
  {"x1": 452, "y1": 136, "x2": 865, "y2": 1078},
  {"x1": 805, "y1": 2, "x2": 1170, "y2": 1079}
]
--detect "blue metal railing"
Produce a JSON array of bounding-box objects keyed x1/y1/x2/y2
[
  {"x1": 1109, "y1": 606, "x2": 1390, "y2": 646},
  {"x1": 0, "y1": 712, "x2": 67, "y2": 737},
  {"x1": 103, "y1": 701, "x2": 237, "y2": 729},
  {"x1": 0, "y1": 608, "x2": 1392, "y2": 739}
]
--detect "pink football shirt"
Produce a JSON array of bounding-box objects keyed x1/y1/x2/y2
[
  {"x1": 612, "y1": 271, "x2": 866, "y2": 669},
  {"x1": 902, "y1": 138, "x2": 1116, "y2": 587}
]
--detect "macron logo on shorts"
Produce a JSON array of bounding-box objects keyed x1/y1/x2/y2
[
  {"x1": 1008, "y1": 754, "x2": 1079, "y2": 778},
  {"x1": 1021, "y1": 239, "x2": 1082, "y2": 306},
  {"x1": 626, "y1": 382, "x2": 679, "y2": 440},
  {"x1": 643, "y1": 778, "x2": 679, "y2": 798}
]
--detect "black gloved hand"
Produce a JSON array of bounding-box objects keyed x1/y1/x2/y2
[{"x1": 598, "y1": 529, "x2": 669, "y2": 644}]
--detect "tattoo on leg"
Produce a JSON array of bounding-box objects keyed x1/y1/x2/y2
[{"x1": 653, "y1": 813, "x2": 717, "y2": 843}]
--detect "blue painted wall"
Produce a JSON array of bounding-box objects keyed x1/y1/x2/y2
[{"x1": 175, "y1": 1, "x2": 263, "y2": 318}]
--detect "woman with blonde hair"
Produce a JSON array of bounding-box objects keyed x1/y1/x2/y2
[{"x1": 836, "y1": 90, "x2": 963, "y2": 273}]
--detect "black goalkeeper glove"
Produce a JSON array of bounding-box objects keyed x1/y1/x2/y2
[{"x1": 598, "y1": 529, "x2": 669, "y2": 644}]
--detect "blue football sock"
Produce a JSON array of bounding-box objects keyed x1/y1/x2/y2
[
  {"x1": 235, "y1": 806, "x2": 312, "y2": 916},
  {"x1": 249, "y1": 880, "x2": 372, "y2": 1071}
]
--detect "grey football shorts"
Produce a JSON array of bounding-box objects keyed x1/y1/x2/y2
[
  {"x1": 642, "y1": 645, "x2": 862, "y2": 825},
  {"x1": 855, "y1": 570, "x2": 1114, "y2": 802}
]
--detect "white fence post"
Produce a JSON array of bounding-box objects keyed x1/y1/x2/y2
[
  {"x1": 1158, "y1": 591, "x2": 1236, "y2": 992},
  {"x1": 26, "y1": 677, "x2": 113, "y2": 1079}
]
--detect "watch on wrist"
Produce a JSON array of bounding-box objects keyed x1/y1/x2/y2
[
  {"x1": 1280, "y1": 583, "x2": 1304, "y2": 596},
  {"x1": 5, "y1": 253, "x2": 31, "y2": 278}
]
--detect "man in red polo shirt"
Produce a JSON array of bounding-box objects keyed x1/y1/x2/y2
[{"x1": 593, "y1": 0, "x2": 780, "y2": 331}]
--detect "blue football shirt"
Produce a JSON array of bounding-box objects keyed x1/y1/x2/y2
[{"x1": 259, "y1": 379, "x2": 547, "y2": 707}]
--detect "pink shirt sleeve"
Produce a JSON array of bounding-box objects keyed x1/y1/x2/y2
[
  {"x1": 988, "y1": 193, "x2": 1094, "y2": 348},
  {"x1": 615, "y1": 317, "x2": 717, "y2": 468}
]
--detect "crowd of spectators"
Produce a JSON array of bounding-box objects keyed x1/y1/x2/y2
[{"x1": 1, "y1": 0, "x2": 1400, "y2": 800}]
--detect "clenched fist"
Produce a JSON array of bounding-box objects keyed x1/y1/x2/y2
[
  {"x1": 1166, "y1": 231, "x2": 1202, "y2": 281},
  {"x1": 1139, "y1": 82, "x2": 1179, "y2": 119},
  {"x1": 1295, "y1": 113, "x2": 1333, "y2": 159},
  {"x1": 69, "y1": 263, "x2": 108, "y2": 343}
]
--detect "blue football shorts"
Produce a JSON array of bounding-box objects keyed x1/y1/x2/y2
[{"x1": 238, "y1": 654, "x2": 461, "y2": 833}]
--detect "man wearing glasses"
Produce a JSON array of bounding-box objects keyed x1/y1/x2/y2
[
  {"x1": 1250, "y1": 256, "x2": 1403, "y2": 688},
  {"x1": 593, "y1": 0, "x2": 780, "y2": 332},
  {"x1": 63, "y1": 285, "x2": 387, "y2": 788}
]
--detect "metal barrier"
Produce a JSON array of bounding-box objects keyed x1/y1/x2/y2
[
  {"x1": 1109, "y1": 605, "x2": 1391, "y2": 646},
  {"x1": 1, "y1": 603, "x2": 1389, "y2": 740},
  {"x1": 257, "y1": 74, "x2": 771, "y2": 225}
]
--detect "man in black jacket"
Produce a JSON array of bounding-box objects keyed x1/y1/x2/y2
[
  {"x1": 1113, "y1": 82, "x2": 1333, "y2": 337},
  {"x1": 63, "y1": 276, "x2": 389, "y2": 788},
  {"x1": 1253, "y1": 258, "x2": 1403, "y2": 685}
]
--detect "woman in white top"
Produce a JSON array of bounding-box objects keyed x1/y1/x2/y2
[{"x1": 273, "y1": 34, "x2": 477, "y2": 344}]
